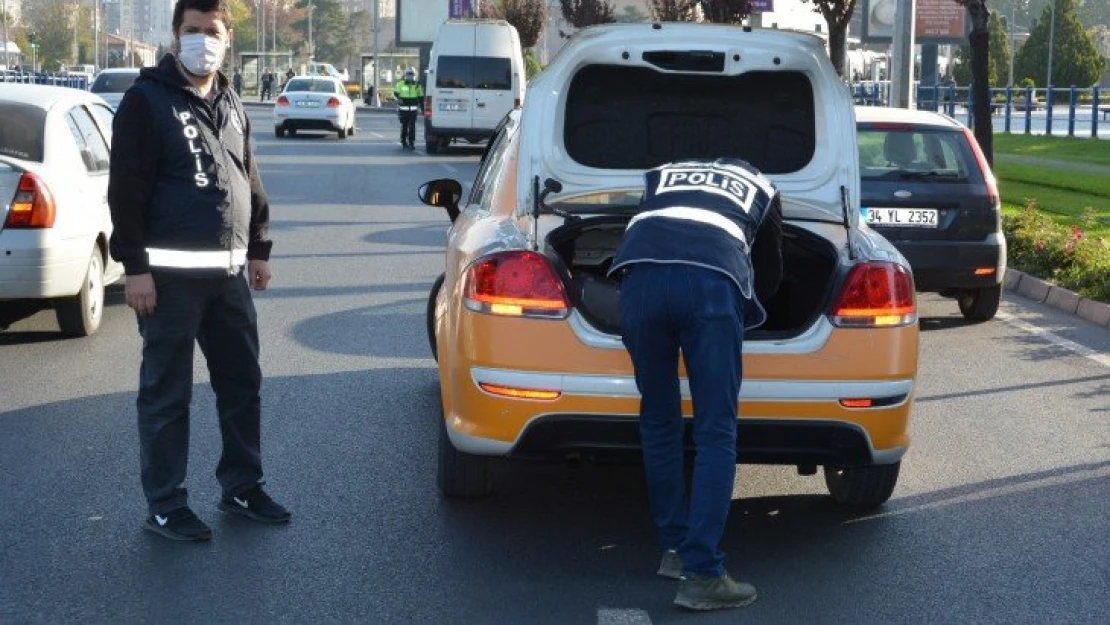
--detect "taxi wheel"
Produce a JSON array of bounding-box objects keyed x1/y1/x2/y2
[
  {"x1": 438, "y1": 414, "x2": 492, "y2": 498},
  {"x1": 56, "y1": 248, "x2": 104, "y2": 337},
  {"x1": 957, "y1": 285, "x2": 1001, "y2": 322},
  {"x1": 824, "y1": 462, "x2": 900, "y2": 509},
  {"x1": 427, "y1": 274, "x2": 445, "y2": 362}
]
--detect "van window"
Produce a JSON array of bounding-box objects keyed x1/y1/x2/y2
[
  {"x1": 436, "y1": 56, "x2": 512, "y2": 90},
  {"x1": 564, "y1": 66, "x2": 816, "y2": 174}
]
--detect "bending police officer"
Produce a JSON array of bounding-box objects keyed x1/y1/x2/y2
[
  {"x1": 609, "y1": 158, "x2": 783, "y2": 611},
  {"x1": 108, "y1": 0, "x2": 290, "y2": 542}
]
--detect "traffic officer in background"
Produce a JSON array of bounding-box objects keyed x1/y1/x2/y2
[
  {"x1": 395, "y1": 67, "x2": 424, "y2": 149},
  {"x1": 609, "y1": 158, "x2": 783, "y2": 611},
  {"x1": 108, "y1": 0, "x2": 290, "y2": 542}
]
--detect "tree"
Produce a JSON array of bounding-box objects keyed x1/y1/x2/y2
[
  {"x1": 954, "y1": 0, "x2": 993, "y2": 165},
  {"x1": 698, "y1": 0, "x2": 752, "y2": 24},
  {"x1": 648, "y1": 0, "x2": 697, "y2": 21},
  {"x1": 1013, "y1": 0, "x2": 1104, "y2": 89},
  {"x1": 559, "y1": 0, "x2": 616, "y2": 29},
  {"x1": 24, "y1": 0, "x2": 81, "y2": 71},
  {"x1": 617, "y1": 5, "x2": 651, "y2": 22},
  {"x1": 293, "y1": 0, "x2": 355, "y2": 65},
  {"x1": 799, "y1": 0, "x2": 857, "y2": 78},
  {"x1": 953, "y1": 9, "x2": 1011, "y2": 86},
  {"x1": 501, "y1": 0, "x2": 547, "y2": 49}
]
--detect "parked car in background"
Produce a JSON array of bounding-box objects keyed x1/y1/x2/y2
[
  {"x1": 856, "y1": 106, "x2": 1005, "y2": 321},
  {"x1": 90, "y1": 68, "x2": 141, "y2": 109},
  {"x1": 0, "y1": 84, "x2": 124, "y2": 336},
  {"x1": 272, "y1": 76, "x2": 356, "y2": 139},
  {"x1": 422, "y1": 24, "x2": 919, "y2": 507}
]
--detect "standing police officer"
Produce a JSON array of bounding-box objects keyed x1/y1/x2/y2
[
  {"x1": 609, "y1": 158, "x2": 783, "y2": 610},
  {"x1": 108, "y1": 0, "x2": 290, "y2": 542},
  {"x1": 395, "y1": 68, "x2": 423, "y2": 149}
]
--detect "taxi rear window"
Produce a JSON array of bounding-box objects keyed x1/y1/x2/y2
[
  {"x1": 564, "y1": 66, "x2": 815, "y2": 174},
  {"x1": 0, "y1": 103, "x2": 46, "y2": 162}
]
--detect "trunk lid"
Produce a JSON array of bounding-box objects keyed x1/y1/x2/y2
[{"x1": 518, "y1": 23, "x2": 858, "y2": 224}]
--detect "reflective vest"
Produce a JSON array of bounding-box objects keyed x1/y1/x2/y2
[
  {"x1": 395, "y1": 80, "x2": 424, "y2": 111},
  {"x1": 609, "y1": 158, "x2": 779, "y2": 329}
]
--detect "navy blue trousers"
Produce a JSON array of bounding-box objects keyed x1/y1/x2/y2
[
  {"x1": 136, "y1": 272, "x2": 263, "y2": 515},
  {"x1": 619, "y1": 263, "x2": 744, "y2": 578}
]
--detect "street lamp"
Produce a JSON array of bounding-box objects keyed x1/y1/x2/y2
[{"x1": 1046, "y1": 0, "x2": 1056, "y2": 89}]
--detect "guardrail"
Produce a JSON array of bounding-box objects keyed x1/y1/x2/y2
[
  {"x1": 853, "y1": 83, "x2": 1107, "y2": 138},
  {"x1": 1, "y1": 72, "x2": 90, "y2": 90}
]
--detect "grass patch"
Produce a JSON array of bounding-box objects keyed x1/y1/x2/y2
[{"x1": 993, "y1": 134, "x2": 1110, "y2": 167}]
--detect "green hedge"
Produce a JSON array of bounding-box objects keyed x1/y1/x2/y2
[{"x1": 1003, "y1": 202, "x2": 1110, "y2": 302}]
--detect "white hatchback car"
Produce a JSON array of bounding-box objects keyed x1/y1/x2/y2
[
  {"x1": 0, "y1": 84, "x2": 124, "y2": 336},
  {"x1": 272, "y1": 76, "x2": 356, "y2": 139}
]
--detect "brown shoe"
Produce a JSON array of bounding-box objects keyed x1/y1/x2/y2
[{"x1": 674, "y1": 571, "x2": 758, "y2": 610}]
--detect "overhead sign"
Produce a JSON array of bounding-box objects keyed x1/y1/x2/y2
[
  {"x1": 397, "y1": 0, "x2": 449, "y2": 46},
  {"x1": 861, "y1": 0, "x2": 969, "y2": 44},
  {"x1": 749, "y1": 0, "x2": 774, "y2": 11},
  {"x1": 449, "y1": 0, "x2": 473, "y2": 18}
]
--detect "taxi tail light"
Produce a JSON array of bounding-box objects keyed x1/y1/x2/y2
[
  {"x1": 276, "y1": 95, "x2": 289, "y2": 107},
  {"x1": 962, "y1": 127, "x2": 999, "y2": 209},
  {"x1": 463, "y1": 251, "x2": 570, "y2": 318},
  {"x1": 326, "y1": 97, "x2": 341, "y2": 108},
  {"x1": 424, "y1": 95, "x2": 432, "y2": 117},
  {"x1": 5, "y1": 172, "x2": 56, "y2": 229},
  {"x1": 830, "y1": 262, "x2": 916, "y2": 328}
]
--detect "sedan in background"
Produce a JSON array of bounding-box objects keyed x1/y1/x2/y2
[
  {"x1": 272, "y1": 76, "x2": 356, "y2": 139},
  {"x1": 856, "y1": 106, "x2": 1006, "y2": 321},
  {"x1": 90, "y1": 68, "x2": 141, "y2": 109},
  {"x1": 0, "y1": 84, "x2": 124, "y2": 336}
]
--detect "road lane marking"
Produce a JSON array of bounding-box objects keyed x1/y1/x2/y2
[
  {"x1": 598, "y1": 609, "x2": 653, "y2": 624},
  {"x1": 441, "y1": 163, "x2": 458, "y2": 174},
  {"x1": 996, "y1": 311, "x2": 1110, "y2": 368},
  {"x1": 846, "y1": 462, "x2": 1110, "y2": 525}
]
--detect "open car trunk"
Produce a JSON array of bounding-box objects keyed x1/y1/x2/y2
[{"x1": 546, "y1": 217, "x2": 839, "y2": 339}]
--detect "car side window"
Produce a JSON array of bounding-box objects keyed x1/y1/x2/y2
[
  {"x1": 67, "y1": 108, "x2": 111, "y2": 172},
  {"x1": 466, "y1": 127, "x2": 511, "y2": 208},
  {"x1": 88, "y1": 103, "x2": 115, "y2": 145}
]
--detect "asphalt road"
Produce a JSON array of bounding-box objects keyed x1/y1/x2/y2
[{"x1": 2, "y1": 109, "x2": 1108, "y2": 624}]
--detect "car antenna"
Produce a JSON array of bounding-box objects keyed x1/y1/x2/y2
[{"x1": 840, "y1": 185, "x2": 856, "y2": 261}]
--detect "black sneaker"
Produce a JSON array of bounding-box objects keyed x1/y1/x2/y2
[
  {"x1": 143, "y1": 507, "x2": 212, "y2": 542},
  {"x1": 218, "y1": 485, "x2": 291, "y2": 524},
  {"x1": 674, "y1": 571, "x2": 758, "y2": 611}
]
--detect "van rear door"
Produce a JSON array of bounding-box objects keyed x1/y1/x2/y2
[
  {"x1": 432, "y1": 52, "x2": 476, "y2": 130},
  {"x1": 472, "y1": 23, "x2": 516, "y2": 130}
]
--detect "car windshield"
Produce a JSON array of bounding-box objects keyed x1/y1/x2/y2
[
  {"x1": 0, "y1": 103, "x2": 46, "y2": 162},
  {"x1": 91, "y1": 72, "x2": 139, "y2": 93},
  {"x1": 285, "y1": 79, "x2": 339, "y2": 93},
  {"x1": 858, "y1": 127, "x2": 974, "y2": 182},
  {"x1": 548, "y1": 188, "x2": 644, "y2": 213}
]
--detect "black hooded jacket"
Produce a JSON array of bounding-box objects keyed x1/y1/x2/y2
[{"x1": 108, "y1": 54, "x2": 271, "y2": 276}]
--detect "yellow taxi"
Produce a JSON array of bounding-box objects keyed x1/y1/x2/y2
[{"x1": 421, "y1": 24, "x2": 919, "y2": 506}]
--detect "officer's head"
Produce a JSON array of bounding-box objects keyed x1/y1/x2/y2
[
  {"x1": 171, "y1": 0, "x2": 232, "y2": 78},
  {"x1": 404, "y1": 69, "x2": 416, "y2": 83}
]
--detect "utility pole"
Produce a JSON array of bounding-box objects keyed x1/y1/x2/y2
[
  {"x1": 890, "y1": 0, "x2": 917, "y2": 108},
  {"x1": 1046, "y1": 0, "x2": 1055, "y2": 90},
  {"x1": 308, "y1": 1, "x2": 313, "y2": 61},
  {"x1": 1007, "y1": 3, "x2": 1014, "y2": 87},
  {"x1": 94, "y1": 0, "x2": 100, "y2": 71},
  {"x1": 371, "y1": 0, "x2": 379, "y2": 105},
  {"x1": 2, "y1": 0, "x2": 9, "y2": 72}
]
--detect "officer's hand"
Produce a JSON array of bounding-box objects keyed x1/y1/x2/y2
[
  {"x1": 126, "y1": 273, "x2": 157, "y2": 316},
  {"x1": 248, "y1": 260, "x2": 272, "y2": 291}
]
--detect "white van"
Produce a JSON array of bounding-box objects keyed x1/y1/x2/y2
[{"x1": 423, "y1": 20, "x2": 525, "y2": 153}]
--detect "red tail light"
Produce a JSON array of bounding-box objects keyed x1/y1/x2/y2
[
  {"x1": 276, "y1": 95, "x2": 289, "y2": 107},
  {"x1": 962, "y1": 127, "x2": 999, "y2": 208},
  {"x1": 830, "y1": 262, "x2": 916, "y2": 327},
  {"x1": 5, "y1": 172, "x2": 56, "y2": 228},
  {"x1": 424, "y1": 95, "x2": 432, "y2": 117},
  {"x1": 462, "y1": 251, "x2": 569, "y2": 318},
  {"x1": 326, "y1": 97, "x2": 341, "y2": 108}
]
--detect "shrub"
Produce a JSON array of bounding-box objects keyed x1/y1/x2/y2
[{"x1": 1003, "y1": 202, "x2": 1110, "y2": 302}]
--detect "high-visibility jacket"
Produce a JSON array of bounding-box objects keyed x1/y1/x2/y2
[{"x1": 395, "y1": 80, "x2": 424, "y2": 112}]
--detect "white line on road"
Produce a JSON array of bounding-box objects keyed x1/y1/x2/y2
[
  {"x1": 441, "y1": 163, "x2": 458, "y2": 174},
  {"x1": 996, "y1": 311, "x2": 1110, "y2": 368},
  {"x1": 371, "y1": 132, "x2": 384, "y2": 139},
  {"x1": 598, "y1": 608, "x2": 653, "y2": 625}
]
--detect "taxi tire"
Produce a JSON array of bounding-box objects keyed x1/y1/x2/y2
[
  {"x1": 56, "y1": 248, "x2": 104, "y2": 337},
  {"x1": 438, "y1": 414, "x2": 492, "y2": 498},
  {"x1": 957, "y1": 285, "x2": 1001, "y2": 322},
  {"x1": 427, "y1": 273, "x2": 445, "y2": 362},
  {"x1": 824, "y1": 462, "x2": 900, "y2": 509}
]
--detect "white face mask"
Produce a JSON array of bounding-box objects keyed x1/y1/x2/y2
[{"x1": 177, "y1": 33, "x2": 226, "y2": 77}]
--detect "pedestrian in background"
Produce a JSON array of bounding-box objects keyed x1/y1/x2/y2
[
  {"x1": 232, "y1": 67, "x2": 242, "y2": 96},
  {"x1": 394, "y1": 67, "x2": 423, "y2": 149},
  {"x1": 260, "y1": 69, "x2": 273, "y2": 101},
  {"x1": 108, "y1": 0, "x2": 290, "y2": 542},
  {"x1": 609, "y1": 158, "x2": 783, "y2": 611}
]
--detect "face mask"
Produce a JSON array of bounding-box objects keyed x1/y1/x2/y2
[{"x1": 178, "y1": 33, "x2": 226, "y2": 77}]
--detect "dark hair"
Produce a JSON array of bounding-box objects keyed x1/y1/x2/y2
[{"x1": 172, "y1": 0, "x2": 231, "y2": 33}]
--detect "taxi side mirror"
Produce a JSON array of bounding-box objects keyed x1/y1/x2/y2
[{"x1": 418, "y1": 178, "x2": 462, "y2": 223}]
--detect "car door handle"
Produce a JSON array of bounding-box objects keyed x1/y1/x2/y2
[{"x1": 476, "y1": 102, "x2": 486, "y2": 108}]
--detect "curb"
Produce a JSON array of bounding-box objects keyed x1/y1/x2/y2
[{"x1": 1004, "y1": 269, "x2": 1110, "y2": 328}]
